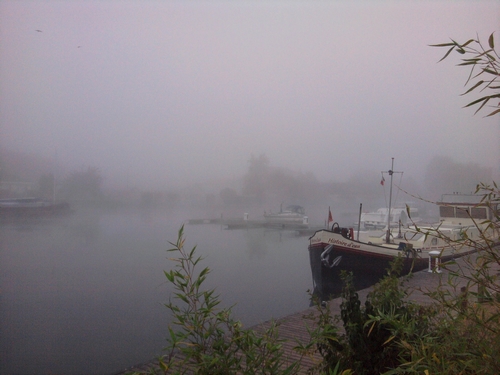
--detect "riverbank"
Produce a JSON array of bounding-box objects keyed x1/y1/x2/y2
[{"x1": 114, "y1": 251, "x2": 498, "y2": 374}]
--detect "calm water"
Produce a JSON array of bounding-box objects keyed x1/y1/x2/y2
[{"x1": 0, "y1": 207, "x2": 313, "y2": 375}]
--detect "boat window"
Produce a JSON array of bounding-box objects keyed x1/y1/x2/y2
[
  {"x1": 456, "y1": 207, "x2": 470, "y2": 218},
  {"x1": 495, "y1": 204, "x2": 500, "y2": 221},
  {"x1": 470, "y1": 207, "x2": 487, "y2": 219},
  {"x1": 439, "y1": 206, "x2": 455, "y2": 218},
  {"x1": 405, "y1": 232, "x2": 424, "y2": 241}
]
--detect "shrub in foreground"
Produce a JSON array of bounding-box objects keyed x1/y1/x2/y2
[{"x1": 139, "y1": 225, "x2": 301, "y2": 375}]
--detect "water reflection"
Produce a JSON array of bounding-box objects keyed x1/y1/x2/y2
[{"x1": 0, "y1": 208, "x2": 312, "y2": 375}]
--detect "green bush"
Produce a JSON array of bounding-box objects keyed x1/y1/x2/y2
[
  {"x1": 304, "y1": 256, "x2": 438, "y2": 375},
  {"x1": 136, "y1": 225, "x2": 301, "y2": 375},
  {"x1": 387, "y1": 184, "x2": 500, "y2": 374},
  {"x1": 306, "y1": 184, "x2": 499, "y2": 375}
]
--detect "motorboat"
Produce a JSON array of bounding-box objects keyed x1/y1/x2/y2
[
  {"x1": 0, "y1": 198, "x2": 71, "y2": 220},
  {"x1": 310, "y1": 192, "x2": 499, "y2": 301},
  {"x1": 359, "y1": 204, "x2": 421, "y2": 230},
  {"x1": 264, "y1": 204, "x2": 309, "y2": 226},
  {"x1": 308, "y1": 159, "x2": 499, "y2": 301}
]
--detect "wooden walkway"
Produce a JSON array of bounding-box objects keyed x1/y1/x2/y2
[{"x1": 114, "y1": 252, "x2": 498, "y2": 374}]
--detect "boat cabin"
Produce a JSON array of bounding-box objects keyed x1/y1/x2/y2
[
  {"x1": 360, "y1": 205, "x2": 420, "y2": 229},
  {"x1": 438, "y1": 193, "x2": 499, "y2": 224}
]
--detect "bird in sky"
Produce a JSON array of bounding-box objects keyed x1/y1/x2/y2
[{"x1": 35, "y1": 29, "x2": 42, "y2": 32}]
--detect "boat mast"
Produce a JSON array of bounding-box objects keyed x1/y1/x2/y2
[
  {"x1": 383, "y1": 157, "x2": 402, "y2": 244},
  {"x1": 357, "y1": 203, "x2": 362, "y2": 241},
  {"x1": 53, "y1": 149, "x2": 58, "y2": 202},
  {"x1": 386, "y1": 158, "x2": 394, "y2": 243}
]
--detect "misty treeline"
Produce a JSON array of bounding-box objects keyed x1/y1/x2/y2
[{"x1": 0, "y1": 149, "x2": 494, "y2": 216}]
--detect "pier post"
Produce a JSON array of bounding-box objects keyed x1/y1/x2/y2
[{"x1": 428, "y1": 250, "x2": 442, "y2": 273}]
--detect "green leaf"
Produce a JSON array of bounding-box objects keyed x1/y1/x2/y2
[
  {"x1": 383, "y1": 335, "x2": 396, "y2": 346},
  {"x1": 189, "y1": 245, "x2": 197, "y2": 258},
  {"x1": 158, "y1": 357, "x2": 169, "y2": 372},
  {"x1": 199, "y1": 267, "x2": 210, "y2": 278},
  {"x1": 460, "y1": 39, "x2": 476, "y2": 48},
  {"x1": 429, "y1": 42, "x2": 456, "y2": 47},
  {"x1": 438, "y1": 46, "x2": 455, "y2": 62},
  {"x1": 485, "y1": 52, "x2": 497, "y2": 62},
  {"x1": 486, "y1": 108, "x2": 500, "y2": 117},
  {"x1": 458, "y1": 60, "x2": 480, "y2": 66},
  {"x1": 483, "y1": 68, "x2": 499, "y2": 76},
  {"x1": 464, "y1": 95, "x2": 491, "y2": 108},
  {"x1": 174, "y1": 292, "x2": 189, "y2": 304},
  {"x1": 164, "y1": 270, "x2": 174, "y2": 282},
  {"x1": 488, "y1": 32, "x2": 495, "y2": 49},
  {"x1": 460, "y1": 80, "x2": 484, "y2": 95},
  {"x1": 472, "y1": 97, "x2": 490, "y2": 115}
]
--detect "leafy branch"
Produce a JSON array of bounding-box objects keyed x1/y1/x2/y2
[
  {"x1": 431, "y1": 33, "x2": 500, "y2": 117},
  {"x1": 139, "y1": 225, "x2": 301, "y2": 375}
]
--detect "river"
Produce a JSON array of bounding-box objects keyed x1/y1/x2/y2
[{"x1": 0, "y1": 207, "x2": 314, "y2": 374}]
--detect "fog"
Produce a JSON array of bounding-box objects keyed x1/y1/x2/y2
[
  {"x1": 1, "y1": 0, "x2": 499, "y2": 192},
  {"x1": 1, "y1": 4, "x2": 499, "y2": 372}
]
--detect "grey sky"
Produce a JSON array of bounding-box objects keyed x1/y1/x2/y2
[{"x1": 1, "y1": 0, "x2": 499, "y2": 190}]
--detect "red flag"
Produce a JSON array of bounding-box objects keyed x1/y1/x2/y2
[
  {"x1": 328, "y1": 207, "x2": 333, "y2": 223},
  {"x1": 380, "y1": 176, "x2": 385, "y2": 186}
]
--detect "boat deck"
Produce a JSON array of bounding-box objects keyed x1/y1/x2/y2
[{"x1": 114, "y1": 251, "x2": 499, "y2": 374}]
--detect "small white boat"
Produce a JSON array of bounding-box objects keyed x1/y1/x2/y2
[
  {"x1": 359, "y1": 205, "x2": 421, "y2": 230},
  {"x1": 0, "y1": 198, "x2": 71, "y2": 220}
]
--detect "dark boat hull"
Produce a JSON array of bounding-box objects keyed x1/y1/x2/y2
[{"x1": 308, "y1": 241, "x2": 428, "y2": 301}]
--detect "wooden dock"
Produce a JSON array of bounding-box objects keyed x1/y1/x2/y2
[
  {"x1": 186, "y1": 217, "x2": 324, "y2": 236},
  {"x1": 114, "y1": 252, "x2": 498, "y2": 374}
]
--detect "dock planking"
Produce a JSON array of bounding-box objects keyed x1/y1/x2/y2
[
  {"x1": 115, "y1": 251, "x2": 498, "y2": 374},
  {"x1": 187, "y1": 217, "x2": 316, "y2": 230}
]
